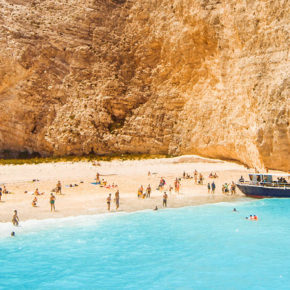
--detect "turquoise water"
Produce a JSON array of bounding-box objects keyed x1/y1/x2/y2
[{"x1": 0, "y1": 198, "x2": 290, "y2": 289}]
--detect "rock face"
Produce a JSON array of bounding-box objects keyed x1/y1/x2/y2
[{"x1": 0, "y1": 0, "x2": 289, "y2": 170}]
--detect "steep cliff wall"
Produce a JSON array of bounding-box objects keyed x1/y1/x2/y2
[{"x1": 0, "y1": 0, "x2": 289, "y2": 170}]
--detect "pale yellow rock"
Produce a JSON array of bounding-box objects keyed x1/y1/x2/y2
[{"x1": 0, "y1": 0, "x2": 289, "y2": 171}]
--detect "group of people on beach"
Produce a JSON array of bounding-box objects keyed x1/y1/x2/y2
[
  {"x1": 137, "y1": 185, "x2": 152, "y2": 199},
  {"x1": 106, "y1": 190, "x2": 120, "y2": 211},
  {"x1": 207, "y1": 182, "x2": 216, "y2": 194},
  {"x1": 222, "y1": 182, "x2": 236, "y2": 195},
  {"x1": 96, "y1": 173, "x2": 118, "y2": 189},
  {"x1": 194, "y1": 170, "x2": 204, "y2": 185},
  {"x1": 7, "y1": 167, "x2": 244, "y2": 233}
]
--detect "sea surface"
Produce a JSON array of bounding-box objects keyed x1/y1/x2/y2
[{"x1": 0, "y1": 198, "x2": 290, "y2": 289}]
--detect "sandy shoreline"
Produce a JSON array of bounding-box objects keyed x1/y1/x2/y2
[{"x1": 0, "y1": 155, "x2": 273, "y2": 223}]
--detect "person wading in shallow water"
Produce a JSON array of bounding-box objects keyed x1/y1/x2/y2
[
  {"x1": 50, "y1": 193, "x2": 56, "y2": 212},
  {"x1": 12, "y1": 210, "x2": 19, "y2": 226}
]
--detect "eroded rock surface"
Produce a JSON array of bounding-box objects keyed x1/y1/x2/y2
[{"x1": 0, "y1": 0, "x2": 289, "y2": 170}]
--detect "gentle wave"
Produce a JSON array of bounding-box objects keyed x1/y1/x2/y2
[
  {"x1": 0, "y1": 212, "x2": 126, "y2": 239},
  {"x1": 0, "y1": 199, "x2": 252, "y2": 239}
]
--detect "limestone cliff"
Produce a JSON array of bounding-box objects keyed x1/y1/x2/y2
[{"x1": 0, "y1": 0, "x2": 289, "y2": 171}]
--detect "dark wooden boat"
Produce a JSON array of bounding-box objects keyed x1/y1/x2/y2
[{"x1": 237, "y1": 173, "x2": 290, "y2": 198}]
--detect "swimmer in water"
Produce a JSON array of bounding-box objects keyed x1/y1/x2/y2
[
  {"x1": 154, "y1": 206, "x2": 158, "y2": 211},
  {"x1": 233, "y1": 208, "x2": 237, "y2": 212},
  {"x1": 11, "y1": 232, "x2": 15, "y2": 237}
]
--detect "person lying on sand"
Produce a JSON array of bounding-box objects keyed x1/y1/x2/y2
[{"x1": 65, "y1": 184, "x2": 78, "y2": 188}]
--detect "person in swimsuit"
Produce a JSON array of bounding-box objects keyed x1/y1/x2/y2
[
  {"x1": 211, "y1": 182, "x2": 216, "y2": 194},
  {"x1": 56, "y1": 181, "x2": 62, "y2": 194},
  {"x1": 12, "y1": 210, "x2": 19, "y2": 226},
  {"x1": 114, "y1": 190, "x2": 120, "y2": 210},
  {"x1": 146, "y1": 185, "x2": 151, "y2": 198},
  {"x1": 32, "y1": 197, "x2": 38, "y2": 207},
  {"x1": 96, "y1": 173, "x2": 100, "y2": 184},
  {"x1": 163, "y1": 192, "x2": 168, "y2": 207},
  {"x1": 50, "y1": 193, "x2": 56, "y2": 212},
  {"x1": 0, "y1": 187, "x2": 2, "y2": 201},
  {"x1": 107, "y1": 194, "x2": 111, "y2": 211},
  {"x1": 207, "y1": 183, "x2": 211, "y2": 194}
]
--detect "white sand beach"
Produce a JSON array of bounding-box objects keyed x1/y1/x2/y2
[{"x1": 0, "y1": 155, "x2": 271, "y2": 223}]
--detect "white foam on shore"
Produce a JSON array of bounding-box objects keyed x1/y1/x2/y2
[
  {"x1": 0, "y1": 199, "x2": 250, "y2": 239},
  {"x1": 0, "y1": 211, "x2": 128, "y2": 239}
]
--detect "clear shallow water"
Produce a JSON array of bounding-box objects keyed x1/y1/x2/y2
[{"x1": 0, "y1": 199, "x2": 290, "y2": 290}]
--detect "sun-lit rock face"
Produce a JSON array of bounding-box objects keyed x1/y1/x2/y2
[{"x1": 0, "y1": 0, "x2": 289, "y2": 170}]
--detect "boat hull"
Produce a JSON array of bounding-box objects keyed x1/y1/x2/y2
[{"x1": 237, "y1": 184, "x2": 290, "y2": 198}]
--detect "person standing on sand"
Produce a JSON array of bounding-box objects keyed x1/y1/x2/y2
[
  {"x1": 207, "y1": 183, "x2": 211, "y2": 194},
  {"x1": 50, "y1": 193, "x2": 56, "y2": 212},
  {"x1": 174, "y1": 178, "x2": 180, "y2": 194},
  {"x1": 163, "y1": 192, "x2": 168, "y2": 207},
  {"x1": 114, "y1": 190, "x2": 120, "y2": 210},
  {"x1": 194, "y1": 170, "x2": 198, "y2": 184},
  {"x1": 107, "y1": 194, "x2": 111, "y2": 211},
  {"x1": 231, "y1": 182, "x2": 236, "y2": 195},
  {"x1": 56, "y1": 181, "x2": 62, "y2": 194},
  {"x1": 146, "y1": 185, "x2": 151, "y2": 198},
  {"x1": 12, "y1": 210, "x2": 19, "y2": 226},
  {"x1": 211, "y1": 182, "x2": 216, "y2": 194},
  {"x1": 0, "y1": 187, "x2": 2, "y2": 201}
]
